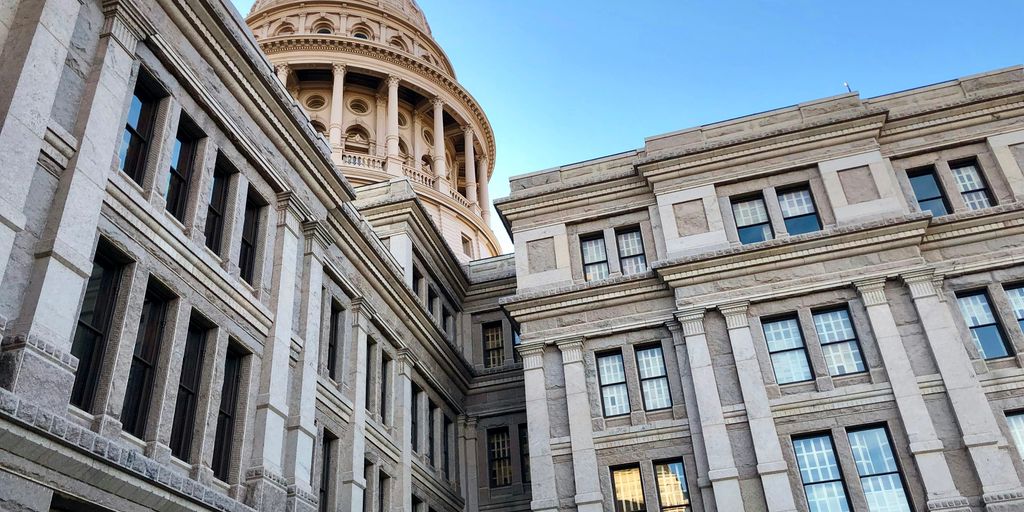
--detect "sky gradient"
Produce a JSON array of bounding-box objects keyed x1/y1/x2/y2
[{"x1": 230, "y1": 0, "x2": 1023, "y2": 252}]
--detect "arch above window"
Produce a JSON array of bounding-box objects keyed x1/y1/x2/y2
[
  {"x1": 345, "y1": 125, "x2": 371, "y2": 154},
  {"x1": 275, "y1": 23, "x2": 295, "y2": 36},
  {"x1": 389, "y1": 37, "x2": 407, "y2": 52},
  {"x1": 351, "y1": 24, "x2": 373, "y2": 40},
  {"x1": 312, "y1": 22, "x2": 334, "y2": 34}
]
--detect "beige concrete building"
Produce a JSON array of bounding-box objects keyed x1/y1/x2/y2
[{"x1": 2, "y1": 0, "x2": 1024, "y2": 510}]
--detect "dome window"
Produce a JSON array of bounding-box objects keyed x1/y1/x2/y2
[
  {"x1": 423, "y1": 129, "x2": 433, "y2": 146},
  {"x1": 305, "y1": 95, "x2": 326, "y2": 110},
  {"x1": 315, "y1": 26, "x2": 333, "y2": 34},
  {"x1": 349, "y1": 99, "x2": 369, "y2": 115},
  {"x1": 311, "y1": 121, "x2": 327, "y2": 135},
  {"x1": 275, "y1": 24, "x2": 295, "y2": 36},
  {"x1": 352, "y1": 28, "x2": 371, "y2": 40},
  {"x1": 390, "y1": 37, "x2": 407, "y2": 52},
  {"x1": 398, "y1": 112, "x2": 408, "y2": 127}
]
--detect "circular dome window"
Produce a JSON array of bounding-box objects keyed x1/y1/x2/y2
[
  {"x1": 349, "y1": 99, "x2": 369, "y2": 115},
  {"x1": 398, "y1": 113, "x2": 408, "y2": 127},
  {"x1": 305, "y1": 95, "x2": 326, "y2": 110},
  {"x1": 423, "y1": 129, "x2": 433, "y2": 146}
]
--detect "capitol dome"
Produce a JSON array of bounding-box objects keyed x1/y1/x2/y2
[{"x1": 245, "y1": 0, "x2": 500, "y2": 260}]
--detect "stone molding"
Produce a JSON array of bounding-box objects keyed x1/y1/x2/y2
[
  {"x1": 0, "y1": 333, "x2": 78, "y2": 373},
  {"x1": 101, "y1": 0, "x2": 156, "y2": 53},
  {"x1": 675, "y1": 308, "x2": 706, "y2": 336},
  {"x1": 717, "y1": 301, "x2": 750, "y2": 329},
  {"x1": 901, "y1": 268, "x2": 942, "y2": 300},
  {"x1": 517, "y1": 343, "x2": 545, "y2": 370},
  {"x1": 555, "y1": 338, "x2": 585, "y2": 364},
  {"x1": 853, "y1": 277, "x2": 888, "y2": 306},
  {"x1": 302, "y1": 220, "x2": 331, "y2": 254},
  {"x1": 982, "y1": 490, "x2": 1024, "y2": 504}
]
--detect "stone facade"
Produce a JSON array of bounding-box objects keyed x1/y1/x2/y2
[{"x1": 497, "y1": 66, "x2": 1024, "y2": 511}]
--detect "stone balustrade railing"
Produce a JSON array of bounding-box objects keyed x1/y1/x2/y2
[
  {"x1": 449, "y1": 189, "x2": 472, "y2": 209},
  {"x1": 341, "y1": 153, "x2": 385, "y2": 170},
  {"x1": 403, "y1": 164, "x2": 437, "y2": 188}
]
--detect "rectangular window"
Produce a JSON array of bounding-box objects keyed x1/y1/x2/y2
[
  {"x1": 442, "y1": 308, "x2": 453, "y2": 338},
  {"x1": 443, "y1": 416, "x2": 452, "y2": 480},
  {"x1": 204, "y1": 157, "x2": 232, "y2": 253},
  {"x1": 847, "y1": 426, "x2": 912, "y2": 512},
  {"x1": 239, "y1": 188, "x2": 263, "y2": 285},
  {"x1": 319, "y1": 430, "x2": 337, "y2": 512},
  {"x1": 70, "y1": 244, "x2": 124, "y2": 412},
  {"x1": 362, "y1": 462, "x2": 372, "y2": 512},
  {"x1": 212, "y1": 344, "x2": 244, "y2": 482},
  {"x1": 580, "y1": 234, "x2": 609, "y2": 281},
  {"x1": 519, "y1": 423, "x2": 530, "y2": 483},
  {"x1": 483, "y1": 322, "x2": 504, "y2": 368},
  {"x1": 611, "y1": 464, "x2": 646, "y2": 512},
  {"x1": 428, "y1": 402, "x2": 437, "y2": 465},
  {"x1": 377, "y1": 471, "x2": 389, "y2": 512},
  {"x1": 635, "y1": 345, "x2": 671, "y2": 411},
  {"x1": 326, "y1": 303, "x2": 342, "y2": 380},
  {"x1": 121, "y1": 278, "x2": 172, "y2": 439},
  {"x1": 412, "y1": 267, "x2": 423, "y2": 302},
  {"x1": 654, "y1": 460, "x2": 690, "y2": 512},
  {"x1": 1005, "y1": 285, "x2": 1024, "y2": 334},
  {"x1": 597, "y1": 352, "x2": 630, "y2": 417},
  {"x1": 170, "y1": 314, "x2": 210, "y2": 460},
  {"x1": 778, "y1": 186, "x2": 822, "y2": 235},
  {"x1": 812, "y1": 308, "x2": 866, "y2": 376},
  {"x1": 118, "y1": 72, "x2": 159, "y2": 184},
  {"x1": 793, "y1": 434, "x2": 850, "y2": 512},
  {"x1": 379, "y1": 353, "x2": 390, "y2": 424},
  {"x1": 411, "y1": 385, "x2": 420, "y2": 452},
  {"x1": 166, "y1": 115, "x2": 201, "y2": 222},
  {"x1": 732, "y1": 195, "x2": 773, "y2": 244},
  {"x1": 616, "y1": 228, "x2": 647, "y2": 275},
  {"x1": 763, "y1": 317, "x2": 813, "y2": 384},
  {"x1": 365, "y1": 339, "x2": 376, "y2": 412},
  {"x1": 907, "y1": 167, "x2": 950, "y2": 217},
  {"x1": 513, "y1": 330, "x2": 522, "y2": 363},
  {"x1": 487, "y1": 427, "x2": 512, "y2": 488},
  {"x1": 950, "y1": 160, "x2": 994, "y2": 210},
  {"x1": 1008, "y1": 411, "x2": 1024, "y2": 461},
  {"x1": 957, "y1": 291, "x2": 1012, "y2": 359}
]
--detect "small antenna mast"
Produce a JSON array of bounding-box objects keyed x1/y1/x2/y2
[{"x1": 843, "y1": 81, "x2": 852, "y2": 93}]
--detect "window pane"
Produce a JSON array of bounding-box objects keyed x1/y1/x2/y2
[
  {"x1": 917, "y1": 197, "x2": 949, "y2": 217},
  {"x1": 804, "y1": 482, "x2": 851, "y2": 512},
  {"x1": 961, "y1": 190, "x2": 992, "y2": 210},
  {"x1": 655, "y1": 461, "x2": 689, "y2": 510},
  {"x1": 860, "y1": 475, "x2": 911, "y2": 512},
  {"x1": 793, "y1": 436, "x2": 843, "y2": 483},
  {"x1": 642, "y1": 378, "x2": 672, "y2": 410},
  {"x1": 820, "y1": 341, "x2": 865, "y2": 376},
  {"x1": 778, "y1": 188, "x2": 816, "y2": 217},
  {"x1": 488, "y1": 428, "x2": 512, "y2": 487},
  {"x1": 770, "y1": 351, "x2": 813, "y2": 384},
  {"x1": 813, "y1": 310, "x2": 856, "y2": 344},
  {"x1": 585, "y1": 262, "x2": 610, "y2": 281},
  {"x1": 733, "y1": 198, "x2": 769, "y2": 227},
  {"x1": 972, "y1": 325, "x2": 1010, "y2": 359},
  {"x1": 598, "y1": 354, "x2": 626, "y2": 384},
  {"x1": 908, "y1": 171, "x2": 943, "y2": 201},
  {"x1": 602, "y1": 383, "x2": 630, "y2": 416},
  {"x1": 636, "y1": 347, "x2": 666, "y2": 379},
  {"x1": 621, "y1": 255, "x2": 647, "y2": 276},
  {"x1": 1008, "y1": 413, "x2": 1024, "y2": 461},
  {"x1": 784, "y1": 214, "x2": 821, "y2": 236},
  {"x1": 958, "y1": 293, "x2": 997, "y2": 327},
  {"x1": 952, "y1": 163, "x2": 985, "y2": 192},
  {"x1": 737, "y1": 223, "x2": 772, "y2": 244},
  {"x1": 958, "y1": 293, "x2": 1010, "y2": 359},
  {"x1": 1008, "y1": 287, "x2": 1024, "y2": 333},
  {"x1": 764, "y1": 319, "x2": 805, "y2": 351},
  {"x1": 581, "y1": 237, "x2": 607, "y2": 264},
  {"x1": 612, "y1": 466, "x2": 646, "y2": 512},
  {"x1": 617, "y1": 230, "x2": 644, "y2": 257},
  {"x1": 848, "y1": 428, "x2": 911, "y2": 512}
]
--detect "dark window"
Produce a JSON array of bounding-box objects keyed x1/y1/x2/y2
[
  {"x1": 461, "y1": 235, "x2": 473, "y2": 257},
  {"x1": 170, "y1": 314, "x2": 210, "y2": 460},
  {"x1": 580, "y1": 233, "x2": 609, "y2": 281},
  {"x1": 365, "y1": 339, "x2": 376, "y2": 412},
  {"x1": 121, "y1": 278, "x2": 172, "y2": 439},
  {"x1": 443, "y1": 415, "x2": 452, "y2": 479},
  {"x1": 762, "y1": 316, "x2": 814, "y2": 384},
  {"x1": 846, "y1": 426, "x2": 912, "y2": 511},
  {"x1": 597, "y1": 351, "x2": 630, "y2": 417},
  {"x1": 616, "y1": 227, "x2": 647, "y2": 275},
  {"x1": 165, "y1": 115, "x2": 201, "y2": 222},
  {"x1": 204, "y1": 157, "x2": 233, "y2": 253},
  {"x1": 487, "y1": 427, "x2": 512, "y2": 488},
  {"x1": 412, "y1": 267, "x2": 423, "y2": 302},
  {"x1": 118, "y1": 71, "x2": 160, "y2": 184},
  {"x1": 362, "y1": 461, "x2": 372, "y2": 512},
  {"x1": 483, "y1": 322, "x2": 504, "y2": 368},
  {"x1": 379, "y1": 353, "x2": 390, "y2": 424},
  {"x1": 777, "y1": 185, "x2": 821, "y2": 235},
  {"x1": 428, "y1": 402, "x2": 437, "y2": 465},
  {"x1": 512, "y1": 330, "x2": 522, "y2": 363},
  {"x1": 238, "y1": 188, "x2": 264, "y2": 285},
  {"x1": 611, "y1": 464, "x2": 646, "y2": 512},
  {"x1": 792, "y1": 433, "x2": 850, "y2": 512},
  {"x1": 654, "y1": 460, "x2": 690, "y2": 511},
  {"x1": 519, "y1": 423, "x2": 530, "y2": 483},
  {"x1": 319, "y1": 430, "x2": 337, "y2": 512},
  {"x1": 377, "y1": 471, "x2": 389, "y2": 512},
  {"x1": 732, "y1": 195, "x2": 773, "y2": 244},
  {"x1": 70, "y1": 242, "x2": 126, "y2": 412},
  {"x1": 442, "y1": 307, "x2": 453, "y2": 338},
  {"x1": 950, "y1": 159, "x2": 994, "y2": 210},
  {"x1": 326, "y1": 303, "x2": 342, "y2": 380},
  {"x1": 811, "y1": 308, "x2": 866, "y2": 376},
  {"x1": 957, "y1": 291, "x2": 1012, "y2": 359},
  {"x1": 212, "y1": 344, "x2": 244, "y2": 481},
  {"x1": 635, "y1": 345, "x2": 671, "y2": 411},
  {"x1": 411, "y1": 385, "x2": 420, "y2": 452},
  {"x1": 907, "y1": 167, "x2": 951, "y2": 217},
  {"x1": 427, "y1": 288, "x2": 438, "y2": 317}
]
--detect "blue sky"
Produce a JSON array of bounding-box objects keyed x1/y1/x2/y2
[{"x1": 232, "y1": 0, "x2": 1023, "y2": 252}]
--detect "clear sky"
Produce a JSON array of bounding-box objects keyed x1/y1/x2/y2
[{"x1": 231, "y1": 0, "x2": 1023, "y2": 252}]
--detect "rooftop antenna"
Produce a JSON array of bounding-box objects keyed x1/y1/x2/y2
[{"x1": 843, "y1": 81, "x2": 852, "y2": 93}]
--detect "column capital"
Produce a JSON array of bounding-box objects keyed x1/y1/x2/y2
[
  {"x1": 275, "y1": 62, "x2": 291, "y2": 75},
  {"x1": 276, "y1": 191, "x2": 313, "y2": 223},
  {"x1": 101, "y1": 0, "x2": 155, "y2": 52},
  {"x1": 556, "y1": 337, "x2": 585, "y2": 364},
  {"x1": 675, "y1": 308, "x2": 707, "y2": 336},
  {"x1": 901, "y1": 268, "x2": 945, "y2": 300},
  {"x1": 396, "y1": 348, "x2": 415, "y2": 375},
  {"x1": 517, "y1": 342, "x2": 545, "y2": 370},
  {"x1": 717, "y1": 301, "x2": 750, "y2": 330},
  {"x1": 431, "y1": 97, "x2": 445, "y2": 108},
  {"x1": 332, "y1": 63, "x2": 346, "y2": 75},
  {"x1": 463, "y1": 125, "x2": 474, "y2": 137},
  {"x1": 853, "y1": 277, "x2": 888, "y2": 306},
  {"x1": 386, "y1": 75, "x2": 401, "y2": 88},
  {"x1": 302, "y1": 220, "x2": 331, "y2": 255}
]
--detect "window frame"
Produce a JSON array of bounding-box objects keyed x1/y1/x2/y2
[
  {"x1": 486, "y1": 426, "x2": 513, "y2": 488},
  {"x1": 956, "y1": 290, "x2": 1013, "y2": 360},
  {"x1": 119, "y1": 71, "x2": 161, "y2": 185},
  {"x1": 731, "y1": 193, "x2": 775, "y2": 245},
  {"x1": 845, "y1": 424, "x2": 914, "y2": 512},
  {"x1": 326, "y1": 302, "x2": 342, "y2": 380},
  {"x1": 121, "y1": 278, "x2": 173, "y2": 439},
  {"x1": 482, "y1": 321, "x2": 505, "y2": 369},
  {"x1": 169, "y1": 313, "x2": 211, "y2": 461},
  {"x1": 518, "y1": 423, "x2": 530, "y2": 484},
  {"x1": 615, "y1": 226, "x2": 647, "y2": 276},
  {"x1": 319, "y1": 429, "x2": 337, "y2": 512},
  {"x1": 596, "y1": 350, "x2": 631, "y2": 418},
  {"x1": 792, "y1": 432, "x2": 852, "y2": 512},
  {"x1": 610, "y1": 463, "x2": 647, "y2": 512},
  {"x1": 653, "y1": 458, "x2": 691, "y2": 512},
  {"x1": 776, "y1": 184, "x2": 822, "y2": 236},
  {"x1": 906, "y1": 166, "x2": 952, "y2": 217},
  {"x1": 212, "y1": 342, "x2": 245, "y2": 482},
  {"x1": 165, "y1": 114, "x2": 202, "y2": 222},
  {"x1": 70, "y1": 242, "x2": 126, "y2": 413},
  {"x1": 580, "y1": 232, "x2": 610, "y2": 282},
  {"x1": 762, "y1": 315, "x2": 815, "y2": 385},
  {"x1": 634, "y1": 344, "x2": 672, "y2": 412},
  {"x1": 949, "y1": 158, "x2": 996, "y2": 211},
  {"x1": 238, "y1": 188, "x2": 264, "y2": 285},
  {"x1": 204, "y1": 156, "x2": 233, "y2": 254},
  {"x1": 410, "y1": 385, "x2": 421, "y2": 453},
  {"x1": 810, "y1": 306, "x2": 867, "y2": 377},
  {"x1": 1005, "y1": 284, "x2": 1024, "y2": 334}
]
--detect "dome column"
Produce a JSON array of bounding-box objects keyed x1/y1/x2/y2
[
  {"x1": 432, "y1": 98, "x2": 449, "y2": 193},
  {"x1": 385, "y1": 75, "x2": 402, "y2": 176},
  {"x1": 275, "y1": 62, "x2": 291, "y2": 90},
  {"x1": 463, "y1": 126, "x2": 479, "y2": 214},
  {"x1": 329, "y1": 63, "x2": 345, "y2": 149},
  {"x1": 478, "y1": 154, "x2": 491, "y2": 224}
]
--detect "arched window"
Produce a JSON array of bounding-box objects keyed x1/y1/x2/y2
[
  {"x1": 313, "y1": 22, "x2": 334, "y2": 34},
  {"x1": 398, "y1": 139, "x2": 410, "y2": 161},
  {"x1": 421, "y1": 154, "x2": 433, "y2": 174},
  {"x1": 275, "y1": 23, "x2": 295, "y2": 36},
  {"x1": 389, "y1": 37, "x2": 407, "y2": 52},
  {"x1": 345, "y1": 126, "x2": 371, "y2": 154},
  {"x1": 351, "y1": 24, "x2": 372, "y2": 40},
  {"x1": 311, "y1": 121, "x2": 327, "y2": 135}
]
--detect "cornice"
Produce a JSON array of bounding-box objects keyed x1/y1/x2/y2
[{"x1": 498, "y1": 175, "x2": 653, "y2": 227}]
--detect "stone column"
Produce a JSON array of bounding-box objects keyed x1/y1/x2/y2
[
  {"x1": 853, "y1": 278, "x2": 969, "y2": 511},
  {"x1": 462, "y1": 416, "x2": 479, "y2": 512},
  {"x1": 395, "y1": 350, "x2": 414, "y2": 512},
  {"x1": 718, "y1": 303, "x2": 797, "y2": 512},
  {"x1": 901, "y1": 269, "x2": 1024, "y2": 507},
  {"x1": 412, "y1": 109, "x2": 423, "y2": 166},
  {"x1": 339, "y1": 301, "x2": 372, "y2": 512},
  {"x1": 518, "y1": 343, "x2": 558, "y2": 511},
  {"x1": 676, "y1": 308, "x2": 745, "y2": 511},
  {"x1": 463, "y1": 127, "x2": 479, "y2": 213},
  {"x1": 275, "y1": 63, "x2": 291, "y2": 92},
  {"x1": 668, "y1": 321, "x2": 714, "y2": 509},
  {"x1": 329, "y1": 64, "x2": 346, "y2": 150},
  {"x1": 556, "y1": 338, "x2": 602, "y2": 512},
  {"x1": 384, "y1": 75, "x2": 401, "y2": 176},
  {"x1": 431, "y1": 98, "x2": 449, "y2": 194},
  {"x1": 478, "y1": 155, "x2": 490, "y2": 225},
  {"x1": 246, "y1": 193, "x2": 307, "y2": 509},
  {"x1": 283, "y1": 221, "x2": 330, "y2": 512},
  {"x1": 0, "y1": 0, "x2": 83, "y2": 295},
  {"x1": 0, "y1": 0, "x2": 148, "y2": 412},
  {"x1": 374, "y1": 94, "x2": 386, "y2": 157}
]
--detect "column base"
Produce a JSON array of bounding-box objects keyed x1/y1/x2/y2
[
  {"x1": 926, "y1": 496, "x2": 971, "y2": 511},
  {"x1": 286, "y1": 484, "x2": 318, "y2": 512},
  {"x1": 385, "y1": 156, "x2": 403, "y2": 177},
  {"x1": 0, "y1": 333, "x2": 77, "y2": 412},
  {"x1": 244, "y1": 466, "x2": 289, "y2": 511},
  {"x1": 984, "y1": 489, "x2": 1024, "y2": 512}
]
